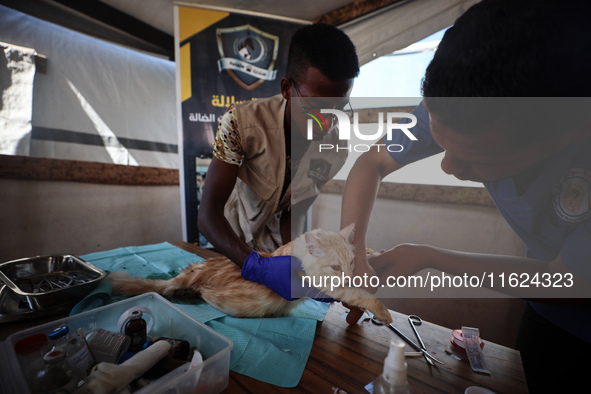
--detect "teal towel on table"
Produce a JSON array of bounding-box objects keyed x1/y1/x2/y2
[{"x1": 74, "y1": 242, "x2": 329, "y2": 388}]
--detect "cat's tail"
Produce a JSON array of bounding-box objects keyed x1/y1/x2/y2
[{"x1": 107, "y1": 271, "x2": 180, "y2": 297}]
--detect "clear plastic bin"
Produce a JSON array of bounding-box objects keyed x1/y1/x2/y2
[{"x1": 0, "y1": 293, "x2": 233, "y2": 394}]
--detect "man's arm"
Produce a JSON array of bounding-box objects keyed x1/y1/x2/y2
[
  {"x1": 198, "y1": 157, "x2": 252, "y2": 267},
  {"x1": 340, "y1": 140, "x2": 403, "y2": 278},
  {"x1": 370, "y1": 244, "x2": 591, "y2": 301},
  {"x1": 199, "y1": 159, "x2": 333, "y2": 302}
]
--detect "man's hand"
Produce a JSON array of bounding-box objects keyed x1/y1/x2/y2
[
  {"x1": 351, "y1": 249, "x2": 379, "y2": 293},
  {"x1": 241, "y1": 252, "x2": 334, "y2": 302},
  {"x1": 368, "y1": 244, "x2": 426, "y2": 279}
]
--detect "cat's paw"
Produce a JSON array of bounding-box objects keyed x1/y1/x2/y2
[
  {"x1": 372, "y1": 306, "x2": 393, "y2": 325},
  {"x1": 342, "y1": 297, "x2": 393, "y2": 325},
  {"x1": 342, "y1": 302, "x2": 365, "y2": 324}
]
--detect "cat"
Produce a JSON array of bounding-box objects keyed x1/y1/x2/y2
[{"x1": 107, "y1": 224, "x2": 393, "y2": 324}]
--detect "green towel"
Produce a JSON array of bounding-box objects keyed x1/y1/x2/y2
[{"x1": 74, "y1": 242, "x2": 329, "y2": 387}]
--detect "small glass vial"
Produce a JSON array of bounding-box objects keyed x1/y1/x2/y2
[
  {"x1": 47, "y1": 325, "x2": 69, "y2": 351},
  {"x1": 65, "y1": 330, "x2": 96, "y2": 378},
  {"x1": 14, "y1": 334, "x2": 49, "y2": 393},
  {"x1": 35, "y1": 349, "x2": 77, "y2": 393},
  {"x1": 124, "y1": 309, "x2": 147, "y2": 352}
]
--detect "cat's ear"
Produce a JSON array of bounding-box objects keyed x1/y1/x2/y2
[
  {"x1": 339, "y1": 223, "x2": 356, "y2": 244},
  {"x1": 305, "y1": 233, "x2": 325, "y2": 257}
]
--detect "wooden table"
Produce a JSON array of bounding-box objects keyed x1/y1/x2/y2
[
  {"x1": 171, "y1": 242, "x2": 528, "y2": 394},
  {"x1": 0, "y1": 243, "x2": 528, "y2": 393}
]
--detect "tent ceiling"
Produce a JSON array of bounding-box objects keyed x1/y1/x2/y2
[
  {"x1": 100, "y1": 0, "x2": 370, "y2": 34},
  {"x1": 0, "y1": 0, "x2": 479, "y2": 63}
]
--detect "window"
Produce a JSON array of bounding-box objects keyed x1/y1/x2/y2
[{"x1": 337, "y1": 28, "x2": 482, "y2": 188}]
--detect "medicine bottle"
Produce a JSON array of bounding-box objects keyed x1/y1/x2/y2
[
  {"x1": 65, "y1": 330, "x2": 96, "y2": 377},
  {"x1": 47, "y1": 325, "x2": 69, "y2": 351},
  {"x1": 124, "y1": 309, "x2": 147, "y2": 352},
  {"x1": 371, "y1": 339, "x2": 412, "y2": 394},
  {"x1": 14, "y1": 334, "x2": 49, "y2": 393},
  {"x1": 35, "y1": 349, "x2": 77, "y2": 393}
]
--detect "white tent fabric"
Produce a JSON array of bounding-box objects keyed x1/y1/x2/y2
[
  {"x1": 102, "y1": 0, "x2": 481, "y2": 66},
  {"x1": 0, "y1": 5, "x2": 178, "y2": 168},
  {"x1": 341, "y1": 0, "x2": 480, "y2": 66},
  {"x1": 0, "y1": 42, "x2": 36, "y2": 156}
]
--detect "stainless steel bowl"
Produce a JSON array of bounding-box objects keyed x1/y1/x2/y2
[{"x1": 0, "y1": 254, "x2": 105, "y2": 312}]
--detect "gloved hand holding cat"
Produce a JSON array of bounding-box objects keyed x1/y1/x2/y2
[{"x1": 241, "y1": 252, "x2": 334, "y2": 302}]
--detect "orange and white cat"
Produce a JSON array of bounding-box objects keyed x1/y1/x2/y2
[{"x1": 108, "y1": 224, "x2": 392, "y2": 324}]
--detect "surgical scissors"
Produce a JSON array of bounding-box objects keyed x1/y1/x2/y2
[
  {"x1": 370, "y1": 314, "x2": 444, "y2": 366},
  {"x1": 408, "y1": 315, "x2": 443, "y2": 366}
]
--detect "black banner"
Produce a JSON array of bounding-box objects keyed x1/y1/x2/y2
[{"x1": 176, "y1": 6, "x2": 304, "y2": 244}]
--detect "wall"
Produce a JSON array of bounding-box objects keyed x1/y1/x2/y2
[
  {"x1": 312, "y1": 192, "x2": 524, "y2": 255},
  {"x1": 0, "y1": 178, "x2": 182, "y2": 262},
  {"x1": 0, "y1": 155, "x2": 183, "y2": 262}
]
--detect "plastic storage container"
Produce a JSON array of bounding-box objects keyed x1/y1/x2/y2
[{"x1": 0, "y1": 293, "x2": 233, "y2": 394}]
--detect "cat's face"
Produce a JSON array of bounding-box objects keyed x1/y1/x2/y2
[{"x1": 303, "y1": 223, "x2": 356, "y2": 278}]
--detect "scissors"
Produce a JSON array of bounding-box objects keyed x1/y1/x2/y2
[
  {"x1": 407, "y1": 315, "x2": 443, "y2": 366},
  {"x1": 370, "y1": 313, "x2": 444, "y2": 366}
]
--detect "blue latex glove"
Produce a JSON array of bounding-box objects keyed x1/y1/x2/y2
[{"x1": 241, "y1": 251, "x2": 334, "y2": 302}]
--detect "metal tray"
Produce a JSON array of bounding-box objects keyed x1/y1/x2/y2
[
  {"x1": 0, "y1": 254, "x2": 105, "y2": 313},
  {"x1": 0, "y1": 283, "x2": 73, "y2": 323}
]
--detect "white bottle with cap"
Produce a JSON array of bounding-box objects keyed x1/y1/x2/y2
[{"x1": 371, "y1": 339, "x2": 412, "y2": 394}]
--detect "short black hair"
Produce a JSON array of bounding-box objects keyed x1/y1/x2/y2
[
  {"x1": 286, "y1": 23, "x2": 359, "y2": 85},
  {"x1": 422, "y1": 0, "x2": 591, "y2": 142}
]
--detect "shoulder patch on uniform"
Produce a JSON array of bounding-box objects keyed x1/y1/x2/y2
[
  {"x1": 553, "y1": 168, "x2": 591, "y2": 223},
  {"x1": 308, "y1": 159, "x2": 332, "y2": 183}
]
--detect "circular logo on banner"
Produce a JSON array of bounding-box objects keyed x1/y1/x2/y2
[
  {"x1": 216, "y1": 24, "x2": 279, "y2": 90},
  {"x1": 553, "y1": 168, "x2": 591, "y2": 223},
  {"x1": 234, "y1": 36, "x2": 266, "y2": 63}
]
